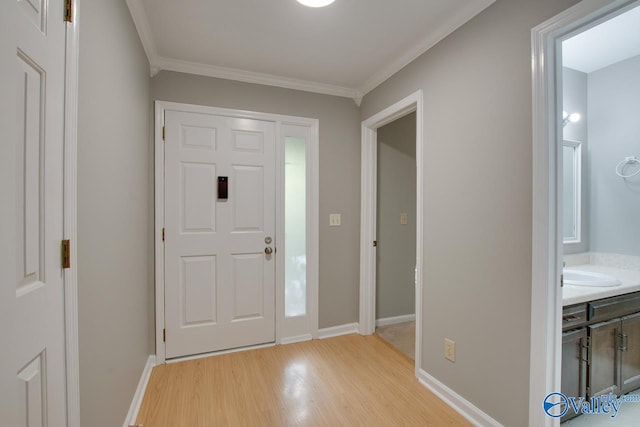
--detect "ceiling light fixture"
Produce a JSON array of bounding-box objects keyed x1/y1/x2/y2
[{"x1": 296, "y1": 0, "x2": 335, "y2": 8}]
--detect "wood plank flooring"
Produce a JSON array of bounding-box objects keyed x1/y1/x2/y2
[{"x1": 136, "y1": 334, "x2": 470, "y2": 426}]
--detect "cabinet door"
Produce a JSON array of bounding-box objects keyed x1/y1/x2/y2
[
  {"x1": 621, "y1": 313, "x2": 640, "y2": 394},
  {"x1": 588, "y1": 319, "x2": 620, "y2": 397},
  {"x1": 562, "y1": 329, "x2": 587, "y2": 422}
]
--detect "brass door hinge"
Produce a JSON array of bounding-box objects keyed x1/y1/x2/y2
[
  {"x1": 163, "y1": 329, "x2": 166, "y2": 342},
  {"x1": 162, "y1": 228, "x2": 165, "y2": 241},
  {"x1": 64, "y1": 0, "x2": 73, "y2": 22},
  {"x1": 162, "y1": 126, "x2": 165, "y2": 141},
  {"x1": 61, "y1": 239, "x2": 71, "y2": 269},
  {"x1": 373, "y1": 240, "x2": 377, "y2": 247}
]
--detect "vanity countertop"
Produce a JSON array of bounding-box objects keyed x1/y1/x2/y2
[{"x1": 562, "y1": 264, "x2": 640, "y2": 306}]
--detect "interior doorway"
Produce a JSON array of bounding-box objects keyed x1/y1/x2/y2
[
  {"x1": 374, "y1": 112, "x2": 417, "y2": 360},
  {"x1": 359, "y1": 90, "x2": 423, "y2": 375},
  {"x1": 530, "y1": 1, "x2": 640, "y2": 425}
]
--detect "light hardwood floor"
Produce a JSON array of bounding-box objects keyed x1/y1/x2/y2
[{"x1": 136, "y1": 334, "x2": 470, "y2": 426}]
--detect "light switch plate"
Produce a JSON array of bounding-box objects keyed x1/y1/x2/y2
[
  {"x1": 444, "y1": 338, "x2": 455, "y2": 362},
  {"x1": 329, "y1": 213, "x2": 341, "y2": 226},
  {"x1": 400, "y1": 213, "x2": 408, "y2": 225}
]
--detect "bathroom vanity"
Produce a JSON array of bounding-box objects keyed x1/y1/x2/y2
[{"x1": 561, "y1": 264, "x2": 640, "y2": 423}]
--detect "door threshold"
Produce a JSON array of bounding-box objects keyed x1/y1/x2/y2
[{"x1": 165, "y1": 342, "x2": 276, "y2": 364}]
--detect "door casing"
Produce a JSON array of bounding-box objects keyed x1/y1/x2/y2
[
  {"x1": 359, "y1": 90, "x2": 424, "y2": 377},
  {"x1": 154, "y1": 101, "x2": 319, "y2": 363},
  {"x1": 530, "y1": 1, "x2": 639, "y2": 425}
]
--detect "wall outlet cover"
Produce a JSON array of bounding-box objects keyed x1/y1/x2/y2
[{"x1": 329, "y1": 213, "x2": 341, "y2": 226}]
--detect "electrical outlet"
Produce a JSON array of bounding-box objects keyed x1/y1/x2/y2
[
  {"x1": 329, "y1": 213, "x2": 341, "y2": 226},
  {"x1": 444, "y1": 338, "x2": 456, "y2": 362},
  {"x1": 400, "y1": 213, "x2": 408, "y2": 225}
]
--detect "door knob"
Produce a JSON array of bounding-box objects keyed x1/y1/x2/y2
[{"x1": 265, "y1": 247, "x2": 273, "y2": 255}]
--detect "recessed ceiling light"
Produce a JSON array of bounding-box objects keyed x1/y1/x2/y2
[{"x1": 297, "y1": 0, "x2": 336, "y2": 8}]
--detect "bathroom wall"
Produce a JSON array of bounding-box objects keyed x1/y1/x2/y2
[
  {"x1": 588, "y1": 55, "x2": 640, "y2": 256},
  {"x1": 376, "y1": 113, "x2": 417, "y2": 320},
  {"x1": 563, "y1": 67, "x2": 589, "y2": 254}
]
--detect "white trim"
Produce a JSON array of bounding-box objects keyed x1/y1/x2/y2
[
  {"x1": 124, "y1": 0, "x2": 157, "y2": 75},
  {"x1": 124, "y1": 1, "x2": 494, "y2": 101},
  {"x1": 122, "y1": 355, "x2": 156, "y2": 427},
  {"x1": 417, "y1": 369, "x2": 503, "y2": 427},
  {"x1": 530, "y1": 1, "x2": 638, "y2": 426},
  {"x1": 166, "y1": 343, "x2": 275, "y2": 364},
  {"x1": 154, "y1": 56, "x2": 361, "y2": 101},
  {"x1": 318, "y1": 323, "x2": 360, "y2": 339},
  {"x1": 359, "y1": 90, "x2": 424, "y2": 378},
  {"x1": 154, "y1": 101, "x2": 320, "y2": 363},
  {"x1": 375, "y1": 314, "x2": 416, "y2": 327},
  {"x1": 280, "y1": 334, "x2": 313, "y2": 345},
  {"x1": 154, "y1": 103, "x2": 166, "y2": 364},
  {"x1": 358, "y1": 0, "x2": 495, "y2": 96},
  {"x1": 63, "y1": 1, "x2": 81, "y2": 425}
]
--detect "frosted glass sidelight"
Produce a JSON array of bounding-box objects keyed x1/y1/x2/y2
[{"x1": 285, "y1": 137, "x2": 307, "y2": 317}]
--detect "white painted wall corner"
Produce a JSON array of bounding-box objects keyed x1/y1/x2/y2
[{"x1": 123, "y1": 355, "x2": 156, "y2": 427}]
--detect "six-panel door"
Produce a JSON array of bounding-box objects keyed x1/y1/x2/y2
[
  {"x1": 164, "y1": 111, "x2": 276, "y2": 359},
  {"x1": 1, "y1": 0, "x2": 68, "y2": 425}
]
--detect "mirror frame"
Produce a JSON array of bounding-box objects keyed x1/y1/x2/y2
[{"x1": 563, "y1": 140, "x2": 582, "y2": 244}]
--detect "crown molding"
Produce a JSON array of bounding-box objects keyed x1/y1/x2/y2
[
  {"x1": 358, "y1": 0, "x2": 496, "y2": 96},
  {"x1": 153, "y1": 56, "x2": 362, "y2": 100},
  {"x1": 126, "y1": 0, "x2": 493, "y2": 102},
  {"x1": 125, "y1": 0, "x2": 158, "y2": 75}
]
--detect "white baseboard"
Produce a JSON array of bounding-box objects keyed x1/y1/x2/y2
[
  {"x1": 280, "y1": 334, "x2": 313, "y2": 345},
  {"x1": 318, "y1": 322, "x2": 360, "y2": 339},
  {"x1": 123, "y1": 355, "x2": 156, "y2": 427},
  {"x1": 375, "y1": 314, "x2": 416, "y2": 327},
  {"x1": 417, "y1": 369, "x2": 503, "y2": 427}
]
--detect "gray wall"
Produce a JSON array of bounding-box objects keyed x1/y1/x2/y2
[
  {"x1": 588, "y1": 55, "x2": 640, "y2": 256},
  {"x1": 77, "y1": 0, "x2": 152, "y2": 425},
  {"x1": 562, "y1": 67, "x2": 589, "y2": 254},
  {"x1": 359, "y1": 0, "x2": 579, "y2": 424},
  {"x1": 152, "y1": 71, "x2": 361, "y2": 328},
  {"x1": 376, "y1": 113, "x2": 416, "y2": 319}
]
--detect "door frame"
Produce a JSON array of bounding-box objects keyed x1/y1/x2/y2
[
  {"x1": 63, "y1": 1, "x2": 81, "y2": 425},
  {"x1": 359, "y1": 90, "x2": 424, "y2": 376},
  {"x1": 154, "y1": 101, "x2": 319, "y2": 363},
  {"x1": 529, "y1": 1, "x2": 638, "y2": 425}
]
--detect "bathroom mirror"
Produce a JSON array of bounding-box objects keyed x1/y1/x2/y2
[{"x1": 563, "y1": 140, "x2": 582, "y2": 243}]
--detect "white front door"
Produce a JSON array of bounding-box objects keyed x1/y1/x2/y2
[
  {"x1": 0, "y1": 0, "x2": 68, "y2": 425},
  {"x1": 164, "y1": 111, "x2": 276, "y2": 359}
]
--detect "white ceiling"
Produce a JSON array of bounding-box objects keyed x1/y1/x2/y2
[
  {"x1": 563, "y1": 4, "x2": 640, "y2": 74},
  {"x1": 127, "y1": 0, "x2": 495, "y2": 102}
]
